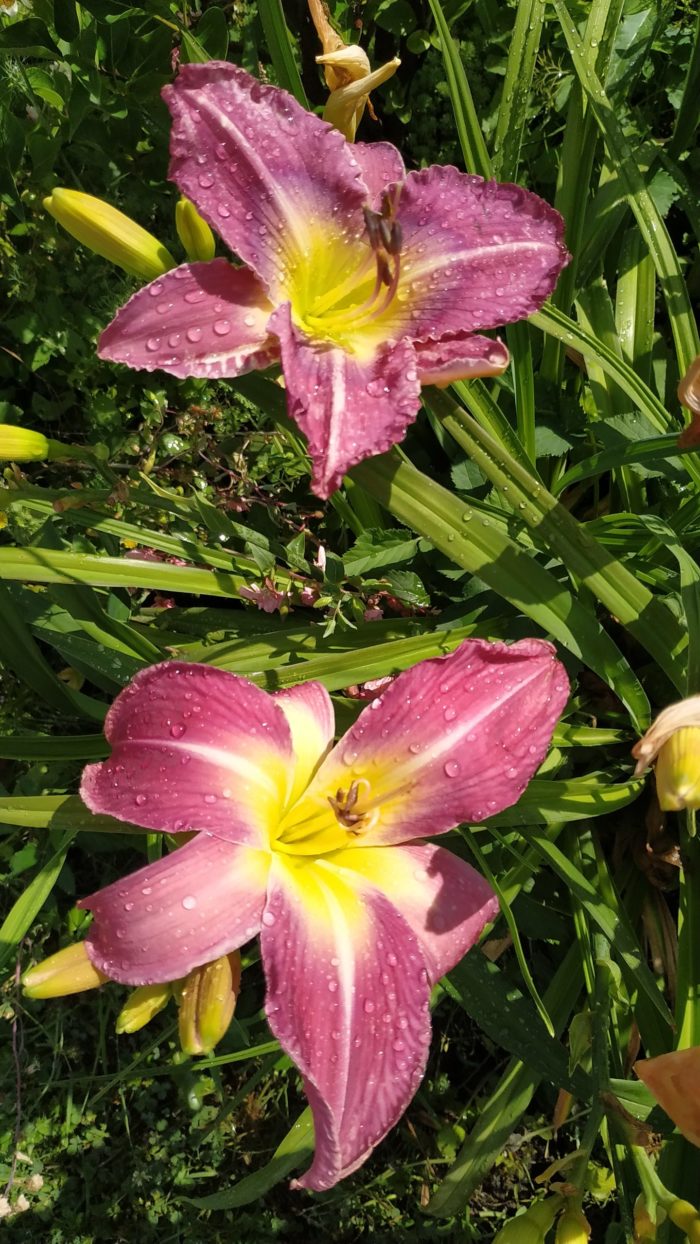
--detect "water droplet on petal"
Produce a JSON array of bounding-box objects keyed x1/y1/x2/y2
[
  {"x1": 444, "y1": 760, "x2": 460, "y2": 778},
  {"x1": 444, "y1": 706, "x2": 456, "y2": 721},
  {"x1": 213, "y1": 319, "x2": 231, "y2": 336},
  {"x1": 262, "y1": 910, "x2": 276, "y2": 927},
  {"x1": 135, "y1": 793, "x2": 148, "y2": 806}
]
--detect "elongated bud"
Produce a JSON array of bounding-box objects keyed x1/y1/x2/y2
[
  {"x1": 634, "y1": 1195, "x2": 662, "y2": 1240},
  {"x1": 175, "y1": 197, "x2": 216, "y2": 263},
  {"x1": 654, "y1": 727, "x2": 700, "y2": 810},
  {"x1": 0, "y1": 424, "x2": 95, "y2": 465},
  {"x1": 556, "y1": 1206, "x2": 591, "y2": 1243},
  {"x1": 493, "y1": 1196, "x2": 563, "y2": 1243},
  {"x1": 667, "y1": 1199, "x2": 700, "y2": 1239},
  {"x1": 178, "y1": 951, "x2": 241, "y2": 1056},
  {"x1": 116, "y1": 983, "x2": 172, "y2": 1034},
  {"x1": 0, "y1": 426, "x2": 49, "y2": 462},
  {"x1": 679, "y1": 356, "x2": 700, "y2": 416},
  {"x1": 44, "y1": 188, "x2": 176, "y2": 280},
  {"x1": 23, "y1": 942, "x2": 108, "y2": 998},
  {"x1": 322, "y1": 57, "x2": 401, "y2": 142}
]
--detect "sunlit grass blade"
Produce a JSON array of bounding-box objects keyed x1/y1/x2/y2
[
  {"x1": 427, "y1": 945, "x2": 583, "y2": 1215},
  {"x1": 354, "y1": 452, "x2": 650, "y2": 727},
  {"x1": 553, "y1": 0, "x2": 700, "y2": 375},
  {"x1": 184, "y1": 1108, "x2": 314, "y2": 1208},
  {"x1": 427, "y1": 0, "x2": 492, "y2": 177},
  {"x1": 257, "y1": 0, "x2": 308, "y2": 106},
  {"x1": 491, "y1": 0, "x2": 545, "y2": 181},
  {"x1": 427, "y1": 387, "x2": 686, "y2": 692},
  {"x1": 0, "y1": 829, "x2": 76, "y2": 973},
  {"x1": 0, "y1": 547, "x2": 247, "y2": 596}
]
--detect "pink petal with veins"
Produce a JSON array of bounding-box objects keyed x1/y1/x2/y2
[
  {"x1": 269, "y1": 303, "x2": 421, "y2": 497},
  {"x1": 384, "y1": 168, "x2": 569, "y2": 342},
  {"x1": 80, "y1": 834, "x2": 270, "y2": 984},
  {"x1": 80, "y1": 662, "x2": 293, "y2": 849},
  {"x1": 98, "y1": 260, "x2": 277, "y2": 379},
  {"x1": 331, "y1": 842, "x2": 498, "y2": 982},
  {"x1": 282, "y1": 638, "x2": 569, "y2": 850},
  {"x1": 163, "y1": 62, "x2": 370, "y2": 301},
  {"x1": 262, "y1": 854, "x2": 431, "y2": 1190}
]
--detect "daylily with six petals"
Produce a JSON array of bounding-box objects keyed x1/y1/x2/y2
[
  {"x1": 98, "y1": 62, "x2": 570, "y2": 497},
  {"x1": 73, "y1": 637, "x2": 568, "y2": 1189}
]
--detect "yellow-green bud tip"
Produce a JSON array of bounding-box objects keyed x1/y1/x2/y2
[
  {"x1": 175, "y1": 198, "x2": 216, "y2": 263},
  {"x1": 655, "y1": 726, "x2": 700, "y2": 810},
  {"x1": 0, "y1": 425, "x2": 50, "y2": 462},
  {"x1": 555, "y1": 1207, "x2": 591, "y2": 1244},
  {"x1": 23, "y1": 942, "x2": 108, "y2": 998},
  {"x1": 44, "y1": 187, "x2": 176, "y2": 281},
  {"x1": 116, "y1": 983, "x2": 172, "y2": 1034},
  {"x1": 178, "y1": 951, "x2": 241, "y2": 1056}
]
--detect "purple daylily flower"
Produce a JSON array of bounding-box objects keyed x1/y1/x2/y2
[
  {"x1": 78, "y1": 638, "x2": 569, "y2": 1190},
  {"x1": 98, "y1": 63, "x2": 570, "y2": 497}
]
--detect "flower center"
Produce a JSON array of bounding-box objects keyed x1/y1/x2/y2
[
  {"x1": 290, "y1": 188, "x2": 403, "y2": 356},
  {"x1": 274, "y1": 774, "x2": 378, "y2": 855}
]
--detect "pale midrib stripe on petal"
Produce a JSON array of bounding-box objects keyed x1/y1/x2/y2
[
  {"x1": 196, "y1": 100, "x2": 310, "y2": 262},
  {"x1": 404, "y1": 238, "x2": 559, "y2": 283},
  {"x1": 130, "y1": 737, "x2": 284, "y2": 797},
  {"x1": 312, "y1": 860, "x2": 366, "y2": 1116},
  {"x1": 366, "y1": 661, "x2": 552, "y2": 806}
]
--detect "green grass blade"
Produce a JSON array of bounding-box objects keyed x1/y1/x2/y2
[
  {"x1": 427, "y1": 0, "x2": 492, "y2": 177},
  {"x1": 553, "y1": 0, "x2": 700, "y2": 374},
  {"x1": 353, "y1": 453, "x2": 651, "y2": 727},
  {"x1": 184, "y1": 1108, "x2": 314, "y2": 1208},
  {"x1": 0, "y1": 829, "x2": 76, "y2": 973},
  {"x1": 258, "y1": 0, "x2": 307, "y2": 107},
  {"x1": 491, "y1": 0, "x2": 545, "y2": 181}
]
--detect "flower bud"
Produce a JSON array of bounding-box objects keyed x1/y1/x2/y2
[
  {"x1": 175, "y1": 197, "x2": 216, "y2": 263},
  {"x1": 23, "y1": 942, "x2": 107, "y2": 998},
  {"x1": 116, "y1": 983, "x2": 172, "y2": 1034},
  {"x1": 654, "y1": 727, "x2": 700, "y2": 811},
  {"x1": 493, "y1": 1196, "x2": 562, "y2": 1243},
  {"x1": 678, "y1": 356, "x2": 700, "y2": 417},
  {"x1": 44, "y1": 188, "x2": 176, "y2": 280},
  {"x1": 0, "y1": 426, "x2": 49, "y2": 462},
  {"x1": 667, "y1": 1199, "x2": 700, "y2": 1236},
  {"x1": 178, "y1": 951, "x2": 241, "y2": 1056},
  {"x1": 634, "y1": 1194, "x2": 661, "y2": 1240},
  {"x1": 556, "y1": 1206, "x2": 591, "y2": 1243}
]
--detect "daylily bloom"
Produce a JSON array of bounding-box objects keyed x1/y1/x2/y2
[
  {"x1": 75, "y1": 637, "x2": 568, "y2": 1189},
  {"x1": 634, "y1": 1046, "x2": 700, "y2": 1148},
  {"x1": 632, "y1": 696, "x2": 700, "y2": 810},
  {"x1": 97, "y1": 63, "x2": 570, "y2": 498}
]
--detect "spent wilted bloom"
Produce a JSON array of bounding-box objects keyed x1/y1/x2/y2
[
  {"x1": 634, "y1": 1045, "x2": 700, "y2": 1148},
  {"x1": 28, "y1": 639, "x2": 567, "y2": 1189},
  {"x1": 97, "y1": 63, "x2": 569, "y2": 498},
  {"x1": 632, "y1": 696, "x2": 700, "y2": 810}
]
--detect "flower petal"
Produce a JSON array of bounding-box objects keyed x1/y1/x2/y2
[
  {"x1": 98, "y1": 260, "x2": 277, "y2": 380},
  {"x1": 634, "y1": 1048, "x2": 700, "y2": 1147},
  {"x1": 278, "y1": 638, "x2": 569, "y2": 851},
  {"x1": 381, "y1": 168, "x2": 569, "y2": 342},
  {"x1": 272, "y1": 682, "x2": 336, "y2": 808},
  {"x1": 163, "y1": 62, "x2": 369, "y2": 302},
  {"x1": 414, "y1": 332, "x2": 509, "y2": 385},
  {"x1": 269, "y1": 303, "x2": 421, "y2": 497},
  {"x1": 328, "y1": 842, "x2": 498, "y2": 982},
  {"x1": 352, "y1": 141, "x2": 405, "y2": 208},
  {"x1": 262, "y1": 854, "x2": 431, "y2": 1190},
  {"x1": 80, "y1": 834, "x2": 270, "y2": 985},
  {"x1": 81, "y1": 662, "x2": 293, "y2": 849}
]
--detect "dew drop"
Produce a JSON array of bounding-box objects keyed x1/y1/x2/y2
[
  {"x1": 262, "y1": 910, "x2": 276, "y2": 927},
  {"x1": 443, "y1": 706, "x2": 457, "y2": 721},
  {"x1": 198, "y1": 172, "x2": 214, "y2": 188},
  {"x1": 243, "y1": 313, "x2": 256, "y2": 328},
  {"x1": 186, "y1": 326, "x2": 202, "y2": 343},
  {"x1": 182, "y1": 895, "x2": 197, "y2": 910},
  {"x1": 135, "y1": 793, "x2": 148, "y2": 806},
  {"x1": 444, "y1": 760, "x2": 461, "y2": 778},
  {"x1": 146, "y1": 337, "x2": 160, "y2": 353},
  {"x1": 213, "y1": 319, "x2": 231, "y2": 336},
  {"x1": 363, "y1": 999, "x2": 375, "y2": 1015}
]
